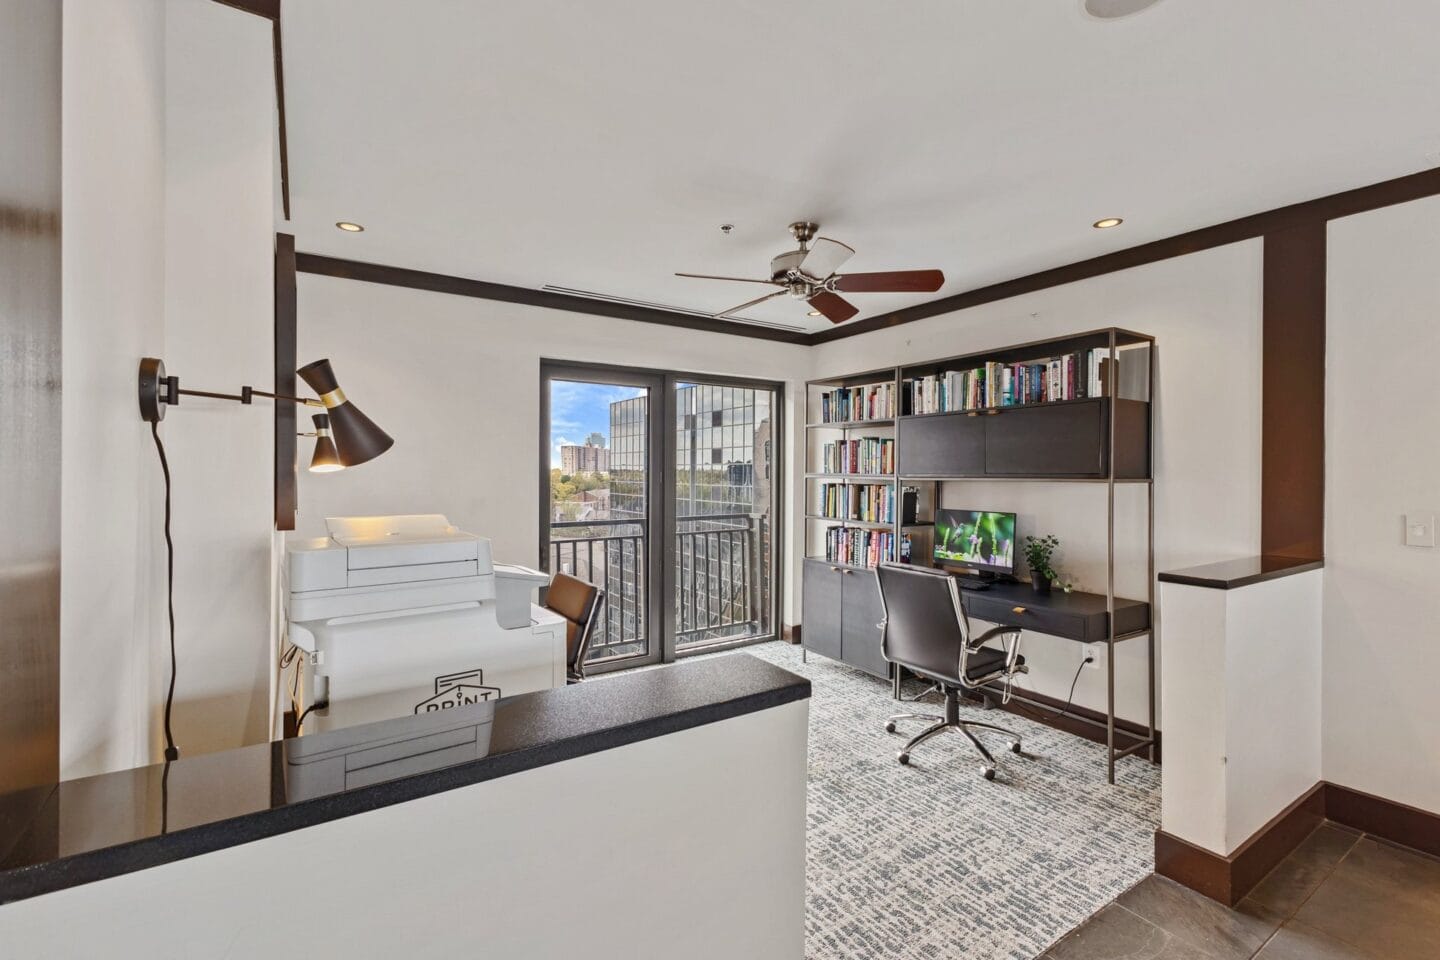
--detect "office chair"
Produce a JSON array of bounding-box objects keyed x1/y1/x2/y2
[
  {"x1": 875, "y1": 563, "x2": 1029, "y2": 780},
  {"x1": 544, "y1": 573, "x2": 606, "y2": 683}
]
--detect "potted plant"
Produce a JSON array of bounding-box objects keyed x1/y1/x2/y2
[{"x1": 1023, "y1": 534, "x2": 1059, "y2": 594}]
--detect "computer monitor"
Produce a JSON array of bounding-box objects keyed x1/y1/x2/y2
[{"x1": 933, "y1": 509, "x2": 1017, "y2": 576}]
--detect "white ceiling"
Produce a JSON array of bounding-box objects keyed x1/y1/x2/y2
[{"x1": 282, "y1": 0, "x2": 1440, "y2": 334}]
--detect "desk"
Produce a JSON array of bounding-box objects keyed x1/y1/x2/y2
[{"x1": 894, "y1": 574, "x2": 1156, "y2": 776}]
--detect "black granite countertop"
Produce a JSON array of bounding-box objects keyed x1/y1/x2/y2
[
  {"x1": 1157, "y1": 555, "x2": 1324, "y2": 590},
  {"x1": 0, "y1": 653, "x2": 808, "y2": 905}
]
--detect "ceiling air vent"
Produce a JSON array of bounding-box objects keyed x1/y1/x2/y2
[{"x1": 540, "y1": 285, "x2": 809, "y2": 333}]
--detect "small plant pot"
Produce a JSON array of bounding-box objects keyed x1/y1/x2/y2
[{"x1": 1030, "y1": 571, "x2": 1052, "y2": 594}]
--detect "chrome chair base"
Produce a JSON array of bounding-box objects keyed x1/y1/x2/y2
[{"x1": 885, "y1": 702, "x2": 1023, "y2": 781}]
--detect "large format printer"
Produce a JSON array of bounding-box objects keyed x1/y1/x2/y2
[{"x1": 284, "y1": 515, "x2": 562, "y2": 733}]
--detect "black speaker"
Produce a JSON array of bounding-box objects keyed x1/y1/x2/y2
[{"x1": 901, "y1": 487, "x2": 919, "y2": 526}]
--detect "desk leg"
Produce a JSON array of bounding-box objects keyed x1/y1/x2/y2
[
  {"x1": 1106, "y1": 636, "x2": 1116, "y2": 784},
  {"x1": 892, "y1": 664, "x2": 903, "y2": 700}
]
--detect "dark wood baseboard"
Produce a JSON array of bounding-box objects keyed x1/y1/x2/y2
[
  {"x1": 962, "y1": 684, "x2": 1161, "y2": 762},
  {"x1": 1155, "y1": 781, "x2": 1440, "y2": 905},
  {"x1": 781, "y1": 624, "x2": 802, "y2": 645},
  {"x1": 1155, "y1": 782, "x2": 1326, "y2": 906},
  {"x1": 1325, "y1": 782, "x2": 1440, "y2": 861}
]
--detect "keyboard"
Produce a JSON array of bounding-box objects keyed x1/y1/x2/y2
[{"x1": 954, "y1": 577, "x2": 992, "y2": 591}]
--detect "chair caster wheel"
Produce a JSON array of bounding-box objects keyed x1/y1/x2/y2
[
  {"x1": 898, "y1": 753, "x2": 910, "y2": 766},
  {"x1": 885, "y1": 722, "x2": 897, "y2": 733},
  {"x1": 1011, "y1": 742, "x2": 1023, "y2": 754},
  {"x1": 983, "y1": 767, "x2": 996, "y2": 781}
]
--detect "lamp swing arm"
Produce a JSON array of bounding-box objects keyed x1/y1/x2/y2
[{"x1": 170, "y1": 383, "x2": 326, "y2": 408}]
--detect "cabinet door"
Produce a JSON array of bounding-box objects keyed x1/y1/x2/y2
[
  {"x1": 840, "y1": 567, "x2": 890, "y2": 679},
  {"x1": 802, "y1": 560, "x2": 844, "y2": 661},
  {"x1": 984, "y1": 400, "x2": 1105, "y2": 476},
  {"x1": 897, "y1": 413, "x2": 985, "y2": 477}
]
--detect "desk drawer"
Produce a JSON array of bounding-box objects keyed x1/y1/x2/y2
[{"x1": 965, "y1": 594, "x2": 1091, "y2": 641}]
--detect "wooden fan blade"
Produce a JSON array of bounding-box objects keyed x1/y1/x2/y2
[
  {"x1": 833, "y1": 269, "x2": 945, "y2": 293},
  {"x1": 807, "y1": 290, "x2": 859, "y2": 324},
  {"x1": 715, "y1": 290, "x2": 785, "y2": 318},
  {"x1": 796, "y1": 237, "x2": 855, "y2": 281},
  {"x1": 676, "y1": 272, "x2": 783, "y2": 286}
]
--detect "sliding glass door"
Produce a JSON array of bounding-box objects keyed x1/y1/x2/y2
[
  {"x1": 671, "y1": 381, "x2": 778, "y2": 653},
  {"x1": 541, "y1": 363, "x2": 781, "y2": 672},
  {"x1": 542, "y1": 367, "x2": 663, "y2": 670}
]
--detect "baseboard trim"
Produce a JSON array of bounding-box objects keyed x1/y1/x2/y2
[
  {"x1": 781, "y1": 624, "x2": 802, "y2": 645},
  {"x1": 964, "y1": 684, "x2": 1162, "y2": 763},
  {"x1": 1325, "y1": 782, "x2": 1440, "y2": 860},
  {"x1": 1155, "y1": 782, "x2": 1326, "y2": 906},
  {"x1": 1155, "y1": 781, "x2": 1440, "y2": 905}
]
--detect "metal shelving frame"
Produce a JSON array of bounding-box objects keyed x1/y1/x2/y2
[{"x1": 801, "y1": 328, "x2": 1157, "y2": 784}]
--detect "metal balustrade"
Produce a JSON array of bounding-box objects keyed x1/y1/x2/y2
[{"x1": 549, "y1": 514, "x2": 771, "y2": 661}]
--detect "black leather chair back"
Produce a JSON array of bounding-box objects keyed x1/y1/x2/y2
[{"x1": 876, "y1": 563, "x2": 970, "y2": 686}]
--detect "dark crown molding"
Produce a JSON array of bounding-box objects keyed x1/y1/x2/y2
[{"x1": 294, "y1": 254, "x2": 812, "y2": 345}]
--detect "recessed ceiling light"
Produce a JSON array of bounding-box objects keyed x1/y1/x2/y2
[
  {"x1": 1082, "y1": 0, "x2": 1163, "y2": 20},
  {"x1": 335, "y1": 221, "x2": 365, "y2": 232},
  {"x1": 807, "y1": 310, "x2": 822, "y2": 317},
  {"x1": 1093, "y1": 217, "x2": 1124, "y2": 229}
]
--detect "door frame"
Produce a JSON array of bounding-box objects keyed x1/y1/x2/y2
[
  {"x1": 539, "y1": 360, "x2": 785, "y2": 670},
  {"x1": 540, "y1": 361, "x2": 667, "y2": 673}
]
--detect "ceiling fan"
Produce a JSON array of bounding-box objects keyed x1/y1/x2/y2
[{"x1": 676, "y1": 222, "x2": 944, "y2": 324}]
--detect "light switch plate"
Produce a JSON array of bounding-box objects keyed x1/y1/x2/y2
[{"x1": 1405, "y1": 514, "x2": 1436, "y2": 547}]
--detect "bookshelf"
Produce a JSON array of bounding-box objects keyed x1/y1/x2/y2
[{"x1": 801, "y1": 328, "x2": 1157, "y2": 784}]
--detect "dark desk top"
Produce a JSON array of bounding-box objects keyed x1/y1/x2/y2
[
  {"x1": 955, "y1": 578, "x2": 1149, "y2": 617},
  {"x1": 1157, "y1": 555, "x2": 1323, "y2": 590},
  {"x1": 0, "y1": 653, "x2": 808, "y2": 905}
]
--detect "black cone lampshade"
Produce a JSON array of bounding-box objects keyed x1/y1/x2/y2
[
  {"x1": 308, "y1": 414, "x2": 343, "y2": 473},
  {"x1": 296, "y1": 359, "x2": 394, "y2": 467}
]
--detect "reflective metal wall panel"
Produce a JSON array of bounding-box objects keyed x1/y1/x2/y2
[{"x1": 0, "y1": 0, "x2": 63, "y2": 858}]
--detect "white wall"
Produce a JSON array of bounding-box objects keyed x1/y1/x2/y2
[
  {"x1": 161, "y1": 0, "x2": 275, "y2": 755},
  {"x1": 60, "y1": 0, "x2": 275, "y2": 778},
  {"x1": 1160, "y1": 571, "x2": 1323, "y2": 855},
  {"x1": 1324, "y1": 195, "x2": 1440, "y2": 814},
  {"x1": 294, "y1": 275, "x2": 811, "y2": 623},
  {"x1": 60, "y1": 0, "x2": 168, "y2": 779},
  {"x1": 808, "y1": 242, "x2": 1265, "y2": 721}
]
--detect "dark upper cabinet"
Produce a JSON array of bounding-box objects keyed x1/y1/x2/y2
[
  {"x1": 896, "y1": 413, "x2": 984, "y2": 477},
  {"x1": 984, "y1": 401, "x2": 1104, "y2": 476},
  {"x1": 895, "y1": 399, "x2": 1149, "y2": 480}
]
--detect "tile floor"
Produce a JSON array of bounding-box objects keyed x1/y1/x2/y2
[{"x1": 1042, "y1": 822, "x2": 1440, "y2": 959}]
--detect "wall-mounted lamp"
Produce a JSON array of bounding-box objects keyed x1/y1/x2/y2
[
  {"x1": 135, "y1": 356, "x2": 392, "y2": 763},
  {"x1": 137, "y1": 356, "x2": 394, "y2": 469},
  {"x1": 305, "y1": 414, "x2": 343, "y2": 473}
]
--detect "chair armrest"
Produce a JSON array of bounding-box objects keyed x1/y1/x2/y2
[{"x1": 970, "y1": 623, "x2": 1021, "y2": 649}]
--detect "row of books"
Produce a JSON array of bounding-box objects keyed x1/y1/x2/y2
[
  {"x1": 817, "y1": 483, "x2": 895, "y2": 524},
  {"x1": 816, "y1": 382, "x2": 896, "y2": 423},
  {"x1": 905, "y1": 349, "x2": 1111, "y2": 415},
  {"x1": 823, "y1": 527, "x2": 894, "y2": 568},
  {"x1": 819, "y1": 437, "x2": 895, "y2": 476}
]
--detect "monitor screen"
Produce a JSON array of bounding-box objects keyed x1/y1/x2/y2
[{"x1": 933, "y1": 509, "x2": 1017, "y2": 574}]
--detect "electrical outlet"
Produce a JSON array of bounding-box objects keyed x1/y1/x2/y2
[
  {"x1": 1082, "y1": 642, "x2": 1103, "y2": 669},
  {"x1": 1405, "y1": 514, "x2": 1436, "y2": 547}
]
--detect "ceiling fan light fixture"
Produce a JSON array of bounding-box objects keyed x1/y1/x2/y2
[
  {"x1": 1093, "y1": 217, "x2": 1124, "y2": 229},
  {"x1": 1082, "y1": 0, "x2": 1163, "y2": 20}
]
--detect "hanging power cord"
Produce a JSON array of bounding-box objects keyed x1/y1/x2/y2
[
  {"x1": 1010, "y1": 656, "x2": 1092, "y2": 725},
  {"x1": 150, "y1": 421, "x2": 180, "y2": 762}
]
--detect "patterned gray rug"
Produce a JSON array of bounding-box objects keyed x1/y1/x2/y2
[{"x1": 670, "y1": 642, "x2": 1160, "y2": 960}]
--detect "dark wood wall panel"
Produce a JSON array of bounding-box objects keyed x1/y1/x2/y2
[
  {"x1": 1261, "y1": 224, "x2": 1327, "y2": 559},
  {"x1": 275, "y1": 233, "x2": 298, "y2": 530},
  {"x1": 0, "y1": 0, "x2": 63, "y2": 860}
]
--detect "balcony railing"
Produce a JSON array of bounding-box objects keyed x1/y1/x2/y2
[{"x1": 549, "y1": 513, "x2": 771, "y2": 661}]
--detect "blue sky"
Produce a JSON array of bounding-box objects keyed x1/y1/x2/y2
[{"x1": 549, "y1": 379, "x2": 646, "y2": 467}]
